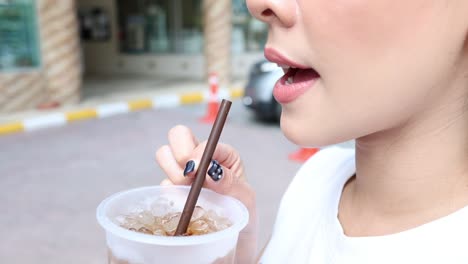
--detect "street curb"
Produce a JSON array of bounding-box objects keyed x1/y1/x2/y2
[{"x1": 0, "y1": 88, "x2": 244, "y2": 136}]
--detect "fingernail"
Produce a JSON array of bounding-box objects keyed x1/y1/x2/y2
[
  {"x1": 184, "y1": 160, "x2": 195, "y2": 176},
  {"x1": 208, "y1": 160, "x2": 223, "y2": 182}
]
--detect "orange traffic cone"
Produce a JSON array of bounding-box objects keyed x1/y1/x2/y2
[
  {"x1": 288, "y1": 148, "x2": 320, "y2": 162},
  {"x1": 200, "y1": 73, "x2": 221, "y2": 124}
]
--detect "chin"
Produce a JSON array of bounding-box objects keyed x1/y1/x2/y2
[{"x1": 280, "y1": 114, "x2": 350, "y2": 148}]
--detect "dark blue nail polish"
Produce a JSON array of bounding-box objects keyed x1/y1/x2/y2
[
  {"x1": 212, "y1": 171, "x2": 223, "y2": 181},
  {"x1": 208, "y1": 162, "x2": 223, "y2": 182},
  {"x1": 207, "y1": 160, "x2": 218, "y2": 176},
  {"x1": 184, "y1": 160, "x2": 195, "y2": 176},
  {"x1": 217, "y1": 168, "x2": 223, "y2": 180}
]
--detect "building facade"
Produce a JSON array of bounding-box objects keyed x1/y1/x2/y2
[
  {"x1": 0, "y1": 0, "x2": 81, "y2": 112},
  {"x1": 0, "y1": 0, "x2": 267, "y2": 112},
  {"x1": 78, "y1": 0, "x2": 266, "y2": 81}
]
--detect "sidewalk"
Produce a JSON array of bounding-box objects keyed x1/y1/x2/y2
[
  {"x1": 81, "y1": 75, "x2": 246, "y2": 106},
  {"x1": 0, "y1": 75, "x2": 246, "y2": 135}
]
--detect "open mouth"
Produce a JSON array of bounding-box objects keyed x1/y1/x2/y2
[
  {"x1": 272, "y1": 65, "x2": 321, "y2": 104},
  {"x1": 263, "y1": 48, "x2": 321, "y2": 103},
  {"x1": 279, "y1": 66, "x2": 320, "y2": 85}
]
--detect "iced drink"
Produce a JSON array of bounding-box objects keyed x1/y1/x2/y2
[
  {"x1": 96, "y1": 186, "x2": 249, "y2": 264},
  {"x1": 117, "y1": 205, "x2": 232, "y2": 236}
]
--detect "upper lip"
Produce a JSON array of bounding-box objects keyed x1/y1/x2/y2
[{"x1": 264, "y1": 47, "x2": 309, "y2": 69}]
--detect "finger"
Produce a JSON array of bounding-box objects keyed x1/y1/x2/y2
[
  {"x1": 160, "y1": 178, "x2": 174, "y2": 186},
  {"x1": 203, "y1": 161, "x2": 238, "y2": 195},
  {"x1": 168, "y1": 125, "x2": 199, "y2": 167},
  {"x1": 155, "y1": 145, "x2": 192, "y2": 185},
  {"x1": 192, "y1": 141, "x2": 243, "y2": 175},
  {"x1": 183, "y1": 141, "x2": 244, "y2": 194},
  {"x1": 203, "y1": 161, "x2": 254, "y2": 211},
  {"x1": 182, "y1": 159, "x2": 235, "y2": 194}
]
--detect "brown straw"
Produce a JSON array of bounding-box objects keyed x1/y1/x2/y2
[{"x1": 174, "y1": 99, "x2": 232, "y2": 236}]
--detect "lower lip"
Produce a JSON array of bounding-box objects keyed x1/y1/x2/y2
[{"x1": 273, "y1": 69, "x2": 319, "y2": 104}]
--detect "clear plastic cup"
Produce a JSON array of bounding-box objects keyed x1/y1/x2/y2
[{"x1": 96, "y1": 186, "x2": 249, "y2": 264}]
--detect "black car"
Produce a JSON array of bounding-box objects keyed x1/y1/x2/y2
[{"x1": 243, "y1": 59, "x2": 283, "y2": 121}]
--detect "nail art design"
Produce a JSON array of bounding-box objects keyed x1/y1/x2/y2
[
  {"x1": 183, "y1": 160, "x2": 195, "y2": 176},
  {"x1": 208, "y1": 160, "x2": 223, "y2": 181}
]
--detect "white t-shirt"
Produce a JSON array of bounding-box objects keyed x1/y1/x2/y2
[{"x1": 260, "y1": 146, "x2": 468, "y2": 264}]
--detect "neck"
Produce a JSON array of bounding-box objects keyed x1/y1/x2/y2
[{"x1": 346, "y1": 80, "x2": 468, "y2": 235}]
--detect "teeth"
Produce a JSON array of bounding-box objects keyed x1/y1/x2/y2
[
  {"x1": 286, "y1": 76, "x2": 294, "y2": 84},
  {"x1": 276, "y1": 64, "x2": 290, "y2": 71}
]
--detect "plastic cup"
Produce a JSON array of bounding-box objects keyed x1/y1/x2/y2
[{"x1": 96, "y1": 185, "x2": 249, "y2": 264}]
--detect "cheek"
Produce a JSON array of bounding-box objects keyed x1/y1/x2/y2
[
  {"x1": 310, "y1": 0, "x2": 459, "y2": 109},
  {"x1": 303, "y1": 0, "x2": 430, "y2": 60}
]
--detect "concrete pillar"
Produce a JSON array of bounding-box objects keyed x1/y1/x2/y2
[
  {"x1": 39, "y1": 0, "x2": 81, "y2": 105},
  {"x1": 203, "y1": 0, "x2": 232, "y2": 89},
  {"x1": 0, "y1": 72, "x2": 47, "y2": 112}
]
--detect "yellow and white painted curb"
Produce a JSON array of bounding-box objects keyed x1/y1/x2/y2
[{"x1": 0, "y1": 88, "x2": 244, "y2": 136}]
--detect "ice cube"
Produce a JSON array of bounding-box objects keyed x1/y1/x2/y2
[
  {"x1": 117, "y1": 205, "x2": 231, "y2": 236},
  {"x1": 152, "y1": 227, "x2": 166, "y2": 236},
  {"x1": 115, "y1": 215, "x2": 127, "y2": 225},
  {"x1": 205, "y1": 209, "x2": 219, "y2": 220},
  {"x1": 120, "y1": 215, "x2": 143, "y2": 230},
  {"x1": 136, "y1": 211, "x2": 154, "y2": 226},
  {"x1": 154, "y1": 216, "x2": 163, "y2": 226},
  {"x1": 162, "y1": 212, "x2": 181, "y2": 236},
  {"x1": 188, "y1": 219, "x2": 209, "y2": 235},
  {"x1": 138, "y1": 227, "x2": 153, "y2": 234},
  {"x1": 203, "y1": 210, "x2": 219, "y2": 229},
  {"x1": 150, "y1": 198, "x2": 171, "y2": 216},
  {"x1": 213, "y1": 217, "x2": 232, "y2": 231},
  {"x1": 190, "y1": 206, "x2": 205, "y2": 221}
]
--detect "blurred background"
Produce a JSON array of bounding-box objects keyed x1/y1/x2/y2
[
  {"x1": 0, "y1": 0, "x2": 269, "y2": 112},
  {"x1": 0, "y1": 0, "x2": 348, "y2": 263}
]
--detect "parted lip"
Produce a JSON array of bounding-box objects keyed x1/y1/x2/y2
[{"x1": 264, "y1": 47, "x2": 309, "y2": 69}]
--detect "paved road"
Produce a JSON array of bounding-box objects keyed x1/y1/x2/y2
[{"x1": 0, "y1": 100, "x2": 303, "y2": 263}]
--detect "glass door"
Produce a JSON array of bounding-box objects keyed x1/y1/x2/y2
[{"x1": 116, "y1": 0, "x2": 203, "y2": 55}]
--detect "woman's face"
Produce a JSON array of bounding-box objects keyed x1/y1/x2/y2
[{"x1": 247, "y1": 0, "x2": 468, "y2": 146}]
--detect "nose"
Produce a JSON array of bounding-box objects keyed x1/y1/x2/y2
[{"x1": 246, "y1": 0, "x2": 297, "y2": 28}]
